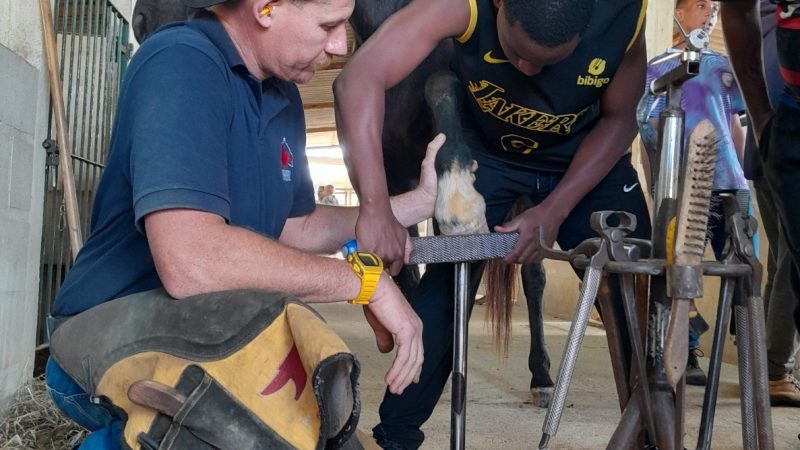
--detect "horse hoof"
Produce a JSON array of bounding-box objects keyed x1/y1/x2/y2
[
  {"x1": 435, "y1": 168, "x2": 489, "y2": 235},
  {"x1": 439, "y1": 217, "x2": 489, "y2": 235},
  {"x1": 530, "y1": 386, "x2": 553, "y2": 408}
]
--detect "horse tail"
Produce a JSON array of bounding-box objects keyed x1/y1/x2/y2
[
  {"x1": 483, "y1": 259, "x2": 516, "y2": 357},
  {"x1": 482, "y1": 196, "x2": 535, "y2": 356}
]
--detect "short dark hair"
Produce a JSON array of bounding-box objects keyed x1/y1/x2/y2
[{"x1": 503, "y1": 0, "x2": 597, "y2": 47}]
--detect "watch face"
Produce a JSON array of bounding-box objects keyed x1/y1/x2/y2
[{"x1": 356, "y1": 252, "x2": 381, "y2": 267}]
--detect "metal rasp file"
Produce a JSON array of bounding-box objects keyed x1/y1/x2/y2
[{"x1": 408, "y1": 233, "x2": 519, "y2": 265}]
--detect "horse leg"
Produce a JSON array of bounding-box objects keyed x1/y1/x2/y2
[
  {"x1": 424, "y1": 71, "x2": 489, "y2": 235},
  {"x1": 522, "y1": 261, "x2": 554, "y2": 408}
]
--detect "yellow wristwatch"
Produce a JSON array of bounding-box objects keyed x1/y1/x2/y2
[{"x1": 347, "y1": 251, "x2": 383, "y2": 305}]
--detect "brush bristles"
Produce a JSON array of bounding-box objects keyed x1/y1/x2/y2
[{"x1": 674, "y1": 120, "x2": 718, "y2": 266}]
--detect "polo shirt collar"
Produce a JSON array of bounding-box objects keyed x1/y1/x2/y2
[
  {"x1": 189, "y1": 10, "x2": 247, "y2": 71},
  {"x1": 189, "y1": 10, "x2": 291, "y2": 118}
]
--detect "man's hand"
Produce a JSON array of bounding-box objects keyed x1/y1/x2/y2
[
  {"x1": 494, "y1": 204, "x2": 565, "y2": 264},
  {"x1": 362, "y1": 304, "x2": 394, "y2": 353},
  {"x1": 415, "y1": 133, "x2": 446, "y2": 207},
  {"x1": 357, "y1": 133, "x2": 445, "y2": 273},
  {"x1": 364, "y1": 273, "x2": 424, "y2": 395},
  {"x1": 356, "y1": 209, "x2": 408, "y2": 275}
]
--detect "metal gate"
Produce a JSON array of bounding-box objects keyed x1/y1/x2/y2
[{"x1": 37, "y1": 0, "x2": 131, "y2": 345}]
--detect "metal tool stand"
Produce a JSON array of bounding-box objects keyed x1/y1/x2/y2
[
  {"x1": 404, "y1": 39, "x2": 771, "y2": 448},
  {"x1": 408, "y1": 233, "x2": 519, "y2": 450},
  {"x1": 534, "y1": 44, "x2": 774, "y2": 448},
  {"x1": 693, "y1": 199, "x2": 773, "y2": 450},
  {"x1": 537, "y1": 212, "x2": 657, "y2": 449}
]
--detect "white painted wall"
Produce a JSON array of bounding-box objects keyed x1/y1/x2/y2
[{"x1": 0, "y1": 0, "x2": 51, "y2": 418}]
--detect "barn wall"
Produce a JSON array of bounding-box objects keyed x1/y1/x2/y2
[{"x1": 0, "y1": 0, "x2": 51, "y2": 418}]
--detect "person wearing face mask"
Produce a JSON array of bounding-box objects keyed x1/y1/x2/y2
[
  {"x1": 638, "y1": 0, "x2": 749, "y2": 386},
  {"x1": 43, "y1": 0, "x2": 447, "y2": 447},
  {"x1": 334, "y1": 0, "x2": 651, "y2": 448}
]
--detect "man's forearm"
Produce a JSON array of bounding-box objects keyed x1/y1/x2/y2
[
  {"x1": 280, "y1": 189, "x2": 434, "y2": 254},
  {"x1": 721, "y1": 0, "x2": 773, "y2": 136},
  {"x1": 333, "y1": 75, "x2": 392, "y2": 211},
  {"x1": 538, "y1": 30, "x2": 645, "y2": 219},
  {"x1": 540, "y1": 117, "x2": 637, "y2": 219},
  {"x1": 146, "y1": 210, "x2": 362, "y2": 303}
]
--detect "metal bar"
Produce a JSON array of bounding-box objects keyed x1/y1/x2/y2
[
  {"x1": 649, "y1": 51, "x2": 701, "y2": 96},
  {"x1": 734, "y1": 304, "x2": 757, "y2": 450},
  {"x1": 111, "y1": 14, "x2": 124, "y2": 108},
  {"x1": 87, "y1": 1, "x2": 105, "y2": 224},
  {"x1": 651, "y1": 378, "x2": 676, "y2": 450},
  {"x1": 675, "y1": 375, "x2": 686, "y2": 450},
  {"x1": 56, "y1": 0, "x2": 67, "y2": 80},
  {"x1": 108, "y1": 10, "x2": 119, "y2": 151},
  {"x1": 563, "y1": 256, "x2": 749, "y2": 277},
  {"x1": 596, "y1": 283, "x2": 632, "y2": 411},
  {"x1": 746, "y1": 295, "x2": 773, "y2": 449},
  {"x1": 68, "y1": 0, "x2": 86, "y2": 154},
  {"x1": 75, "y1": 0, "x2": 93, "y2": 237},
  {"x1": 654, "y1": 113, "x2": 684, "y2": 215},
  {"x1": 540, "y1": 263, "x2": 604, "y2": 448},
  {"x1": 79, "y1": 0, "x2": 98, "y2": 236},
  {"x1": 66, "y1": 0, "x2": 78, "y2": 114},
  {"x1": 87, "y1": 0, "x2": 110, "y2": 223},
  {"x1": 70, "y1": 151, "x2": 105, "y2": 168},
  {"x1": 607, "y1": 397, "x2": 642, "y2": 449},
  {"x1": 696, "y1": 276, "x2": 735, "y2": 450},
  {"x1": 620, "y1": 273, "x2": 656, "y2": 442},
  {"x1": 450, "y1": 262, "x2": 469, "y2": 450},
  {"x1": 97, "y1": 1, "x2": 110, "y2": 165}
]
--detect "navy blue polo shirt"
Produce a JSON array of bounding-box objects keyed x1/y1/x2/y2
[{"x1": 53, "y1": 14, "x2": 315, "y2": 316}]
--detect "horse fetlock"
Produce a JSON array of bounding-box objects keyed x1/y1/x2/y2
[
  {"x1": 425, "y1": 71, "x2": 461, "y2": 109},
  {"x1": 530, "y1": 386, "x2": 554, "y2": 408},
  {"x1": 435, "y1": 168, "x2": 488, "y2": 235}
]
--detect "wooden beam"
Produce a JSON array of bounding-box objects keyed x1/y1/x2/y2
[
  {"x1": 306, "y1": 126, "x2": 338, "y2": 134},
  {"x1": 646, "y1": 1, "x2": 675, "y2": 59},
  {"x1": 303, "y1": 102, "x2": 334, "y2": 110}
]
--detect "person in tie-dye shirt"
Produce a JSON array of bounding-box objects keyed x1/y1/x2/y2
[{"x1": 637, "y1": 0, "x2": 749, "y2": 387}]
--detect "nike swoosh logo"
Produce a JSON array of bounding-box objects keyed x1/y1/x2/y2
[
  {"x1": 623, "y1": 183, "x2": 639, "y2": 193},
  {"x1": 779, "y1": 4, "x2": 798, "y2": 19},
  {"x1": 483, "y1": 51, "x2": 510, "y2": 64}
]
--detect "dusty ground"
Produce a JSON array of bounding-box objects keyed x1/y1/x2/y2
[{"x1": 314, "y1": 302, "x2": 800, "y2": 450}]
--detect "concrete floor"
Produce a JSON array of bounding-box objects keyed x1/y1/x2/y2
[{"x1": 313, "y1": 301, "x2": 800, "y2": 450}]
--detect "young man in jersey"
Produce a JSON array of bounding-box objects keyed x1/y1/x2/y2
[{"x1": 335, "y1": 0, "x2": 650, "y2": 448}]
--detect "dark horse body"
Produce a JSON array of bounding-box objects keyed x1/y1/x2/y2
[{"x1": 131, "y1": 0, "x2": 553, "y2": 405}]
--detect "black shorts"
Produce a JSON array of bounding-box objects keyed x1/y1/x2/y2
[{"x1": 473, "y1": 152, "x2": 652, "y2": 250}]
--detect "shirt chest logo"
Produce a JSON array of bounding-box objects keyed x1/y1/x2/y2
[
  {"x1": 280, "y1": 138, "x2": 294, "y2": 182},
  {"x1": 483, "y1": 50, "x2": 510, "y2": 65},
  {"x1": 577, "y1": 57, "x2": 611, "y2": 88}
]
